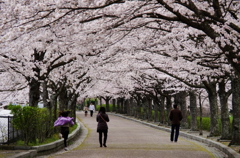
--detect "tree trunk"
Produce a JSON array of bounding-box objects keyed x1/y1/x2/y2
[
  {"x1": 133, "y1": 98, "x2": 137, "y2": 118},
  {"x1": 83, "y1": 98, "x2": 86, "y2": 109},
  {"x1": 124, "y1": 99, "x2": 127, "y2": 114},
  {"x1": 42, "y1": 80, "x2": 54, "y2": 135},
  {"x1": 126, "y1": 99, "x2": 130, "y2": 115},
  {"x1": 120, "y1": 98, "x2": 124, "y2": 114},
  {"x1": 50, "y1": 93, "x2": 58, "y2": 133},
  {"x1": 67, "y1": 91, "x2": 77, "y2": 120},
  {"x1": 159, "y1": 95, "x2": 165, "y2": 124},
  {"x1": 116, "y1": 98, "x2": 120, "y2": 113},
  {"x1": 129, "y1": 97, "x2": 134, "y2": 116},
  {"x1": 229, "y1": 77, "x2": 240, "y2": 145},
  {"x1": 126, "y1": 99, "x2": 131, "y2": 116},
  {"x1": 189, "y1": 91, "x2": 198, "y2": 131},
  {"x1": 29, "y1": 78, "x2": 40, "y2": 107},
  {"x1": 112, "y1": 99, "x2": 116, "y2": 112},
  {"x1": 198, "y1": 93, "x2": 203, "y2": 136},
  {"x1": 42, "y1": 81, "x2": 50, "y2": 109},
  {"x1": 166, "y1": 95, "x2": 172, "y2": 126},
  {"x1": 142, "y1": 97, "x2": 148, "y2": 120},
  {"x1": 218, "y1": 81, "x2": 231, "y2": 140},
  {"x1": 99, "y1": 97, "x2": 102, "y2": 106},
  {"x1": 118, "y1": 98, "x2": 122, "y2": 113},
  {"x1": 59, "y1": 86, "x2": 68, "y2": 111},
  {"x1": 68, "y1": 93, "x2": 77, "y2": 122},
  {"x1": 204, "y1": 81, "x2": 220, "y2": 137},
  {"x1": 95, "y1": 98, "x2": 98, "y2": 106},
  {"x1": 28, "y1": 49, "x2": 45, "y2": 107},
  {"x1": 154, "y1": 99, "x2": 159, "y2": 123},
  {"x1": 136, "y1": 96, "x2": 142, "y2": 119},
  {"x1": 105, "y1": 97, "x2": 111, "y2": 112},
  {"x1": 147, "y1": 98, "x2": 152, "y2": 122}
]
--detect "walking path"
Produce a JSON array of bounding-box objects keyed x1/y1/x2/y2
[{"x1": 39, "y1": 111, "x2": 229, "y2": 158}]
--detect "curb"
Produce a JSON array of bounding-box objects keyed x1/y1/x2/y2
[
  {"x1": 110, "y1": 113, "x2": 240, "y2": 158},
  {"x1": 9, "y1": 119, "x2": 81, "y2": 158}
]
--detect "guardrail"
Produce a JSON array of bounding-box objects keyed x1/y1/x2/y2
[{"x1": 0, "y1": 116, "x2": 20, "y2": 145}]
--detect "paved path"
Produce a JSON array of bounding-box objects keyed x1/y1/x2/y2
[{"x1": 41, "y1": 111, "x2": 227, "y2": 158}]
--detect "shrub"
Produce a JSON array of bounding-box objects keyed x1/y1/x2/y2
[
  {"x1": 15, "y1": 123, "x2": 78, "y2": 146},
  {"x1": 8, "y1": 105, "x2": 54, "y2": 145},
  {"x1": 85, "y1": 98, "x2": 98, "y2": 106},
  {"x1": 96, "y1": 104, "x2": 113, "y2": 112}
]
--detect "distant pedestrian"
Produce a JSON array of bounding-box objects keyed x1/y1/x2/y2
[
  {"x1": 96, "y1": 107, "x2": 109, "y2": 147},
  {"x1": 89, "y1": 102, "x2": 95, "y2": 117},
  {"x1": 83, "y1": 105, "x2": 88, "y2": 117},
  {"x1": 54, "y1": 111, "x2": 74, "y2": 151},
  {"x1": 169, "y1": 104, "x2": 183, "y2": 142}
]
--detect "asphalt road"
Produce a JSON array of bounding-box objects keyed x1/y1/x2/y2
[{"x1": 38, "y1": 111, "x2": 227, "y2": 158}]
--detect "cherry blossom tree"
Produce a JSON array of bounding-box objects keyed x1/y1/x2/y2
[
  {"x1": 105, "y1": 0, "x2": 239, "y2": 145},
  {"x1": 1, "y1": 0, "x2": 239, "y2": 145},
  {"x1": 77, "y1": 0, "x2": 237, "y2": 144}
]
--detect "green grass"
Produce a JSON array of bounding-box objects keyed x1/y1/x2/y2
[
  {"x1": 96, "y1": 104, "x2": 113, "y2": 111},
  {"x1": 197, "y1": 117, "x2": 211, "y2": 131},
  {"x1": 188, "y1": 116, "x2": 233, "y2": 132},
  {"x1": 15, "y1": 134, "x2": 60, "y2": 146}
]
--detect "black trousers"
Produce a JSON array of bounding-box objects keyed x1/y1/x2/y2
[
  {"x1": 98, "y1": 130, "x2": 108, "y2": 145},
  {"x1": 90, "y1": 110, "x2": 93, "y2": 117},
  {"x1": 170, "y1": 124, "x2": 180, "y2": 142},
  {"x1": 61, "y1": 127, "x2": 69, "y2": 147}
]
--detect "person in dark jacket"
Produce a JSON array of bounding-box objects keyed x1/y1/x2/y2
[
  {"x1": 96, "y1": 107, "x2": 109, "y2": 147},
  {"x1": 169, "y1": 104, "x2": 183, "y2": 142}
]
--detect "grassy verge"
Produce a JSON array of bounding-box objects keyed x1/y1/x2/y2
[{"x1": 14, "y1": 124, "x2": 78, "y2": 146}]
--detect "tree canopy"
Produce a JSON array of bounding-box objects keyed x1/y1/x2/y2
[{"x1": 0, "y1": 0, "x2": 240, "y2": 145}]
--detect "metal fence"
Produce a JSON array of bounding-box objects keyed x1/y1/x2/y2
[{"x1": 0, "y1": 116, "x2": 20, "y2": 145}]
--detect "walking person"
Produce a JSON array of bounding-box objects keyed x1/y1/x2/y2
[
  {"x1": 169, "y1": 104, "x2": 183, "y2": 142},
  {"x1": 54, "y1": 111, "x2": 74, "y2": 151},
  {"x1": 96, "y1": 107, "x2": 109, "y2": 147},
  {"x1": 89, "y1": 102, "x2": 95, "y2": 117},
  {"x1": 83, "y1": 105, "x2": 89, "y2": 117}
]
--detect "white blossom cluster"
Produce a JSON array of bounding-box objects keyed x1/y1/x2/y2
[{"x1": 0, "y1": 0, "x2": 238, "y2": 107}]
